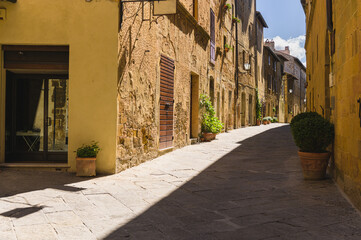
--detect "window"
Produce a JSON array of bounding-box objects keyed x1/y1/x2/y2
[
  {"x1": 248, "y1": 0, "x2": 252, "y2": 9},
  {"x1": 273, "y1": 61, "x2": 276, "y2": 71},
  {"x1": 268, "y1": 55, "x2": 271, "y2": 65},
  {"x1": 249, "y1": 55, "x2": 252, "y2": 73},
  {"x1": 243, "y1": 51, "x2": 246, "y2": 68},
  {"x1": 210, "y1": 9, "x2": 215, "y2": 64},
  {"x1": 326, "y1": 0, "x2": 333, "y2": 31}
]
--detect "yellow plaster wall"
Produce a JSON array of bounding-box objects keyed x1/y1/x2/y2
[
  {"x1": 305, "y1": 0, "x2": 361, "y2": 209},
  {"x1": 0, "y1": 0, "x2": 119, "y2": 174},
  {"x1": 305, "y1": 0, "x2": 328, "y2": 116},
  {"x1": 331, "y1": 0, "x2": 361, "y2": 209}
]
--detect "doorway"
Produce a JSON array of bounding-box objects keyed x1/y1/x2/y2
[
  {"x1": 241, "y1": 92, "x2": 246, "y2": 126},
  {"x1": 190, "y1": 74, "x2": 199, "y2": 138},
  {"x1": 5, "y1": 72, "x2": 69, "y2": 163},
  {"x1": 248, "y1": 94, "x2": 253, "y2": 125}
]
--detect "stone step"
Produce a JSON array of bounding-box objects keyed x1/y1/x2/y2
[{"x1": 0, "y1": 163, "x2": 70, "y2": 172}]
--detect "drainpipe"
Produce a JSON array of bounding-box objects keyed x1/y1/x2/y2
[{"x1": 234, "y1": 0, "x2": 239, "y2": 129}]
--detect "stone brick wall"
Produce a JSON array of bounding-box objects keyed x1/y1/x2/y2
[{"x1": 116, "y1": 0, "x2": 257, "y2": 172}]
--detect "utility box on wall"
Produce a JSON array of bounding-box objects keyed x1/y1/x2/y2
[{"x1": 0, "y1": 9, "x2": 6, "y2": 20}]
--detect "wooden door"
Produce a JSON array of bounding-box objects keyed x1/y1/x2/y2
[{"x1": 159, "y1": 55, "x2": 174, "y2": 149}]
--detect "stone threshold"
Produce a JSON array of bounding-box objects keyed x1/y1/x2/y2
[
  {"x1": 0, "y1": 163, "x2": 70, "y2": 171},
  {"x1": 159, "y1": 147, "x2": 174, "y2": 156}
]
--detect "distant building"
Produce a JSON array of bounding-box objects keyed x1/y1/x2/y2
[
  {"x1": 263, "y1": 44, "x2": 281, "y2": 118},
  {"x1": 263, "y1": 40, "x2": 306, "y2": 122}
]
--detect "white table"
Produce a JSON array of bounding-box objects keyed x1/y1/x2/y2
[{"x1": 16, "y1": 131, "x2": 41, "y2": 152}]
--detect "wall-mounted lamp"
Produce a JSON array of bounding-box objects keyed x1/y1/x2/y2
[
  {"x1": 289, "y1": 89, "x2": 293, "y2": 94},
  {"x1": 244, "y1": 63, "x2": 251, "y2": 71},
  {"x1": 304, "y1": 99, "x2": 306, "y2": 103}
]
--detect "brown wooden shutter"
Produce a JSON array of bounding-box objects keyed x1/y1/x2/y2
[
  {"x1": 210, "y1": 9, "x2": 216, "y2": 64},
  {"x1": 159, "y1": 55, "x2": 174, "y2": 149}
]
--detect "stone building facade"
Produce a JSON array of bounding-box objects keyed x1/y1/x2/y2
[
  {"x1": 0, "y1": 0, "x2": 264, "y2": 174},
  {"x1": 255, "y1": 11, "x2": 268, "y2": 113},
  {"x1": 276, "y1": 48, "x2": 306, "y2": 117},
  {"x1": 263, "y1": 40, "x2": 306, "y2": 122},
  {"x1": 263, "y1": 44, "x2": 281, "y2": 118},
  {"x1": 302, "y1": 0, "x2": 361, "y2": 210},
  {"x1": 116, "y1": 0, "x2": 262, "y2": 172}
]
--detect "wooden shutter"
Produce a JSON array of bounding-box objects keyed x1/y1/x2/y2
[
  {"x1": 159, "y1": 55, "x2": 174, "y2": 149},
  {"x1": 210, "y1": 9, "x2": 216, "y2": 64}
]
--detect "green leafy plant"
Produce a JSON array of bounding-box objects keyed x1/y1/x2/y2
[
  {"x1": 224, "y1": 3, "x2": 232, "y2": 10},
  {"x1": 271, "y1": 117, "x2": 278, "y2": 123},
  {"x1": 272, "y1": 107, "x2": 276, "y2": 112},
  {"x1": 75, "y1": 142, "x2": 101, "y2": 158},
  {"x1": 291, "y1": 115, "x2": 334, "y2": 153},
  {"x1": 255, "y1": 89, "x2": 262, "y2": 121},
  {"x1": 232, "y1": 16, "x2": 240, "y2": 23},
  {"x1": 290, "y1": 111, "x2": 322, "y2": 128},
  {"x1": 200, "y1": 94, "x2": 223, "y2": 134},
  {"x1": 224, "y1": 44, "x2": 232, "y2": 52}
]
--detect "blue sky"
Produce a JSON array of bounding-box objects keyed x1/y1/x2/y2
[{"x1": 257, "y1": 0, "x2": 306, "y2": 64}]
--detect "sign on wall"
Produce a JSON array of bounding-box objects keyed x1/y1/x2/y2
[{"x1": 153, "y1": 0, "x2": 176, "y2": 16}]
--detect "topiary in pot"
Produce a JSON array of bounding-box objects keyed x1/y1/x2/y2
[
  {"x1": 291, "y1": 115, "x2": 334, "y2": 180},
  {"x1": 290, "y1": 111, "x2": 322, "y2": 128},
  {"x1": 75, "y1": 142, "x2": 101, "y2": 177}
]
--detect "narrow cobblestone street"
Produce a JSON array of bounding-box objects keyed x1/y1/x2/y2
[{"x1": 1, "y1": 124, "x2": 361, "y2": 239}]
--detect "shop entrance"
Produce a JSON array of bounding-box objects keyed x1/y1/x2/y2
[
  {"x1": 3, "y1": 45, "x2": 69, "y2": 163},
  {"x1": 5, "y1": 73, "x2": 69, "y2": 163}
]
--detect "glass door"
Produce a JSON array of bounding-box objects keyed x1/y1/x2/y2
[
  {"x1": 46, "y1": 79, "x2": 69, "y2": 162},
  {"x1": 5, "y1": 73, "x2": 68, "y2": 163}
]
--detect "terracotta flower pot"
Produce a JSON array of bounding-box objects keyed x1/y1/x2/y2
[
  {"x1": 267, "y1": 120, "x2": 271, "y2": 124},
  {"x1": 256, "y1": 120, "x2": 261, "y2": 126},
  {"x1": 203, "y1": 132, "x2": 216, "y2": 141},
  {"x1": 262, "y1": 120, "x2": 267, "y2": 125},
  {"x1": 298, "y1": 151, "x2": 331, "y2": 180},
  {"x1": 76, "y1": 157, "x2": 96, "y2": 177}
]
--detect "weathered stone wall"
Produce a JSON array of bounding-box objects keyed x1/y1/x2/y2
[{"x1": 116, "y1": 0, "x2": 256, "y2": 172}]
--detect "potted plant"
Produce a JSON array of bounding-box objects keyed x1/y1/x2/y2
[
  {"x1": 291, "y1": 112, "x2": 334, "y2": 180},
  {"x1": 262, "y1": 117, "x2": 268, "y2": 125},
  {"x1": 232, "y1": 16, "x2": 240, "y2": 23},
  {"x1": 224, "y1": 44, "x2": 232, "y2": 52},
  {"x1": 265, "y1": 116, "x2": 272, "y2": 124},
  {"x1": 75, "y1": 142, "x2": 101, "y2": 177},
  {"x1": 223, "y1": 3, "x2": 232, "y2": 10},
  {"x1": 200, "y1": 94, "x2": 223, "y2": 141}
]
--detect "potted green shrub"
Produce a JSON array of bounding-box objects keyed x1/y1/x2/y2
[
  {"x1": 266, "y1": 116, "x2": 272, "y2": 124},
  {"x1": 223, "y1": 3, "x2": 232, "y2": 10},
  {"x1": 224, "y1": 44, "x2": 232, "y2": 52},
  {"x1": 200, "y1": 94, "x2": 223, "y2": 141},
  {"x1": 232, "y1": 16, "x2": 240, "y2": 23},
  {"x1": 291, "y1": 112, "x2": 334, "y2": 180},
  {"x1": 262, "y1": 117, "x2": 268, "y2": 125},
  {"x1": 75, "y1": 142, "x2": 100, "y2": 177}
]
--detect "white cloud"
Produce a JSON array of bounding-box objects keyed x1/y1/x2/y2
[{"x1": 268, "y1": 35, "x2": 306, "y2": 66}]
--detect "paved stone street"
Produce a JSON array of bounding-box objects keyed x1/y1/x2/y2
[{"x1": 1, "y1": 124, "x2": 361, "y2": 239}]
